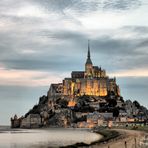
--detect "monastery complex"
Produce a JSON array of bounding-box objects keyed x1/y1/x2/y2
[{"x1": 48, "y1": 42, "x2": 120, "y2": 98}]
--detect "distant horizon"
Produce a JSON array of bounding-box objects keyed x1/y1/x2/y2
[{"x1": 0, "y1": 0, "x2": 148, "y2": 125}]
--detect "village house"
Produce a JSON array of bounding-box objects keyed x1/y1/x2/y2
[
  {"x1": 125, "y1": 100, "x2": 139, "y2": 116},
  {"x1": 99, "y1": 112, "x2": 113, "y2": 120},
  {"x1": 87, "y1": 112, "x2": 104, "y2": 126}
]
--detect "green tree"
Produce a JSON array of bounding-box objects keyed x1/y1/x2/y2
[{"x1": 133, "y1": 100, "x2": 140, "y2": 109}]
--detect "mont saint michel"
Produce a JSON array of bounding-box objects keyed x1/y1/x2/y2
[
  {"x1": 1, "y1": 0, "x2": 148, "y2": 147},
  {"x1": 11, "y1": 43, "x2": 148, "y2": 129}
]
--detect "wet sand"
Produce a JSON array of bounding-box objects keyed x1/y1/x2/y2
[
  {"x1": 96, "y1": 129, "x2": 147, "y2": 148},
  {"x1": 0, "y1": 128, "x2": 102, "y2": 148}
]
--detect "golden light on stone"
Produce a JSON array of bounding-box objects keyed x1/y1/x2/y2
[
  {"x1": 49, "y1": 42, "x2": 120, "y2": 99},
  {"x1": 67, "y1": 100, "x2": 76, "y2": 107}
]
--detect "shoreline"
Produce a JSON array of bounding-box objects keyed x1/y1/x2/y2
[
  {"x1": 62, "y1": 125, "x2": 148, "y2": 147},
  {"x1": 61, "y1": 126, "x2": 148, "y2": 148},
  {"x1": 61, "y1": 128, "x2": 121, "y2": 148},
  {"x1": 94, "y1": 128, "x2": 147, "y2": 148}
]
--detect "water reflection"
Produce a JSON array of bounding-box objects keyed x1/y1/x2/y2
[{"x1": 0, "y1": 128, "x2": 102, "y2": 148}]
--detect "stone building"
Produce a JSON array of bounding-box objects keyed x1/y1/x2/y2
[
  {"x1": 48, "y1": 42, "x2": 120, "y2": 99},
  {"x1": 125, "y1": 100, "x2": 139, "y2": 117},
  {"x1": 48, "y1": 83, "x2": 63, "y2": 99},
  {"x1": 21, "y1": 114, "x2": 41, "y2": 128},
  {"x1": 87, "y1": 112, "x2": 104, "y2": 126},
  {"x1": 11, "y1": 115, "x2": 22, "y2": 128}
]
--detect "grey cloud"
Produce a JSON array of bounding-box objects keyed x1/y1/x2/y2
[
  {"x1": 0, "y1": 26, "x2": 148, "y2": 72},
  {"x1": 0, "y1": 5, "x2": 148, "y2": 73},
  {"x1": 137, "y1": 39, "x2": 148, "y2": 48},
  {"x1": 122, "y1": 26, "x2": 148, "y2": 35},
  {"x1": 0, "y1": 29, "x2": 85, "y2": 71},
  {"x1": 0, "y1": 0, "x2": 141, "y2": 13},
  {"x1": 92, "y1": 37, "x2": 136, "y2": 55},
  {"x1": 42, "y1": 28, "x2": 147, "y2": 56},
  {"x1": 92, "y1": 37, "x2": 145, "y2": 55},
  {"x1": 31, "y1": 0, "x2": 141, "y2": 15},
  {"x1": 40, "y1": 29, "x2": 88, "y2": 42},
  {"x1": 91, "y1": 37, "x2": 148, "y2": 70},
  {"x1": 103, "y1": 0, "x2": 141, "y2": 11},
  {"x1": 31, "y1": 0, "x2": 99, "y2": 14},
  {"x1": 1, "y1": 58, "x2": 77, "y2": 72}
]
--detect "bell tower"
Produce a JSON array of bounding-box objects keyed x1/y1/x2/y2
[{"x1": 85, "y1": 41, "x2": 93, "y2": 78}]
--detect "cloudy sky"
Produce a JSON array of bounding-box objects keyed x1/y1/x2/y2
[{"x1": 0, "y1": 0, "x2": 148, "y2": 125}]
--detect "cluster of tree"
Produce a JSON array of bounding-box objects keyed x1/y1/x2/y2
[
  {"x1": 25, "y1": 104, "x2": 40, "y2": 117},
  {"x1": 25, "y1": 95, "x2": 48, "y2": 117},
  {"x1": 56, "y1": 98, "x2": 68, "y2": 108},
  {"x1": 133, "y1": 100, "x2": 141, "y2": 109}
]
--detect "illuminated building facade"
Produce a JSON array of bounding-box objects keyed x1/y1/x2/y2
[{"x1": 48, "y1": 42, "x2": 120, "y2": 98}]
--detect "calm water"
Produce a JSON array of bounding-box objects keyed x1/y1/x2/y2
[{"x1": 0, "y1": 127, "x2": 102, "y2": 148}]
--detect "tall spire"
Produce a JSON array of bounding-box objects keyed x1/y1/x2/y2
[
  {"x1": 86, "y1": 40, "x2": 92, "y2": 65},
  {"x1": 88, "y1": 40, "x2": 90, "y2": 59}
]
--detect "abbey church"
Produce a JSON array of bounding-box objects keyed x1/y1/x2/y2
[{"x1": 48, "y1": 42, "x2": 120, "y2": 99}]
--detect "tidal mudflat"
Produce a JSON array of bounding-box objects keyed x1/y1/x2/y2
[{"x1": 0, "y1": 128, "x2": 102, "y2": 148}]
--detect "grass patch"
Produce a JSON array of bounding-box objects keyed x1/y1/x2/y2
[
  {"x1": 96, "y1": 129, "x2": 120, "y2": 143},
  {"x1": 113, "y1": 125, "x2": 148, "y2": 133},
  {"x1": 136, "y1": 126, "x2": 148, "y2": 132},
  {"x1": 60, "y1": 142, "x2": 89, "y2": 148}
]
